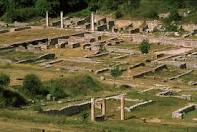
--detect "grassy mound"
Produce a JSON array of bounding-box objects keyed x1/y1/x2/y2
[{"x1": 45, "y1": 74, "x2": 103, "y2": 98}]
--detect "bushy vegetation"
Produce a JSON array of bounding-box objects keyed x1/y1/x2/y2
[
  {"x1": 0, "y1": 73, "x2": 10, "y2": 87},
  {"x1": 110, "y1": 66, "x2": 123, "y2": 88},
  {"x1": 139, "y1": 40, "x2": 151, "y2": 54},
  {"x1": 0, "y1": 0, "x2": 197, "y2": 23},
  {"x1": 0, "y1": 73, "x2": 27, "y2": 108},
  {"x1": 0, "y1": 88, "x2": 27, "y2": 107},
  {"x1": 22, "y1": 74, "x2": 47, "y2": 96}
]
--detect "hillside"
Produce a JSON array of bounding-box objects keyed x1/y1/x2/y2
[{"x1": 0, "y1": 0, "x2": 197, "y2": 23}]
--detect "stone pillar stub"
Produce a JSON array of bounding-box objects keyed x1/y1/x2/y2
[
  {"x1": 91, "y1": 12, "x2": 95, "y2": 32},
  {"x1": 120, "y1": 95, "x2": 125, "y2": 120},
  {"x1": 102, "y1": 98, "x2": 106, "y2": 116},
  {"x1": 60, "y1": 11, "x2": 64, "y2": 29},
  {"x1": 91, "y1": 98, "x2": 95, "y2": 121},
  {"x1": 46, "y1": 11, "x2": 49, "y2": 27}
]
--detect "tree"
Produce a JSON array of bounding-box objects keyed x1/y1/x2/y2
[
  {"x1": 139, "y1": 39, "x2": 151, "y2": 54},
  {"x1": 35, "y1": 0, "x2": 50, "y2": 16},
  {"x1": 23, "y1": 74, "x2": 42, "y2": 95},
  {"x1": 110, "y1": 66, "x2": 123, "y2": 88},
  {"x1": 0, "y1": 73, "x2": 10, "y2": 87}
]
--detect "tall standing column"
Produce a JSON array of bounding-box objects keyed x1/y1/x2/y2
[
  {"x1": 91, "y1": 98, "x2": 95, "y2": 121},
  {"x1": 60, "y1": 11, "x2": 64, "y2": 29},
  {"x1": 91, "y1": 12, "x2": 95, "y2": 32},
  {"x1": 46, "y1": 11, "x2": 49, "y2": 28},
  {"x1": 102, "y1": 98, "x2": 106, "y2": 116},
  {"x1": 120, "y1": 95, "x2": 125, "y2": 120}
]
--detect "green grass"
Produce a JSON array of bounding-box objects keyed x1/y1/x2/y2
[
  {"x1": 0, "y1": 50, "x2": 41, "y2": 61},
  {"x1": 68, "y1": 8, "x2": 91, "y2": 17}
]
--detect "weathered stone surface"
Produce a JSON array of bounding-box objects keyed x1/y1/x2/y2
[{"x1": 128, "y1": 62, "x2": 145, "y2": 70}]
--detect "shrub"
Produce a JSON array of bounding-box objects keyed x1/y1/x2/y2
[
  {"x1": 23, "y1": 74, "x2": 43, "y2": 95},
  {"x1": 47, "y1": 81, "x2": 67, "y2": 99},
  {"x1": 0, "y1": 73, "x2": 10, "y2": 87},
  {"x1": 6, "y1": 7, "x2": 38, "y2": 22},
  {"x1": 80, "y1": 111, "x2": 89, "y2": 122},
  {"x1": 110, "y1": 66, "x2": 123, "y2": 88},
  {"x1": 35, "y1": 0, "x2": 50, "y2": 16},
  {"x1": 0, "y1": 87, "x2": 27, "y2": 107},
  {"x1": 139, "y1": 40, "x2": 151, "y2": 54},
  {"x1": 115, "y1": 11, "x2": 123, "y2": 19}
]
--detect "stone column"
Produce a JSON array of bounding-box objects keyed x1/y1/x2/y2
[
  {"x1": 91, "y1": 98, "x2": 95, "y2": 121},
  {"x1": 91, "y1": 12, "x2": 95, "y2": 32},
  {"x1": 120, "y1": 95, "x2": 125, "y2": 120},
  {"x1": 102, "y1": 98, "x2": 106, "y2": 116},
  {"x1": 60, "y1": 11, "x2": 64, "y2": 29},
  {"x1": 46, "y1": 11, "x2": 49, "y2": 28}
]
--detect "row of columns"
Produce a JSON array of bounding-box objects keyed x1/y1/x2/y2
[
  {"x1": 91, "y1": 95, "x2": 125, "y2": 121},
  {"x1": 46, "y1": 11, "x2": 95, "y2": 31},
  {"x1": 46, "y1": 11, "x2": 64, "y2": 29}
]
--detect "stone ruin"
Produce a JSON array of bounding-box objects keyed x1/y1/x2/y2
[{"x1": 172, "y1": 104, "x2": 197, "y2": 119}]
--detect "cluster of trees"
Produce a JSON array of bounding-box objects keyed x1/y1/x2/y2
[{"x1": 0, "y1": 0, "x2": 87, "y2": 22}]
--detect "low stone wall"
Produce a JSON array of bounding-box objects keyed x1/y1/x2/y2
[
  {"x1": 0, "y1": 29, "x2": 9, "y2": 34},
  {"x1": 42, "y1": 101, "x2": 91, "y2": 116},
  {"x1": 169, "y1": 70, "x2": 193, "y2": 80},
  {"x1": 157, "y1": 61, "x2": 187, "y2": 69},
  {"x1": 95, "y1": 68, "x2": 110, "y2": 74},
  {"x1": 125, "y1": 100, "x2": 154, "y2": 112},
  {"x1": 132, "y1": 69, "x2": 153, "y2": 79},
  {"x1": 113, "y1": 54, "x2": 129, "y2": 60},
  {"x1": 131, "y1": 34, "x2": 197, "y2": 48},
  {"x1": 128, "y1": 62, "x2": 145, "y2": 70},
  {"x1": 132, "y1": 64, "x2": 167, "y2": 79},
  {"x1": 13, "y1": 26, "x2": 31, "y2": 31},
  {"x1": 16, "y1": 53, "x2": 55, "y2": 64},
  {"x1": 152, "y1": 64, "x2": 167, "y2": 72},
  {"x1": 172, "y1": 104, "x2": 197, "y2": 119},
  {"x1": 85, "y1": 52, "x2": 109, "y2": 58}
]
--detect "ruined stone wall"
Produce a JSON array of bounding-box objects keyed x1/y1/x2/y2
[{"x1": 131, "y1": 34, "x2": 197, "y2": 48}]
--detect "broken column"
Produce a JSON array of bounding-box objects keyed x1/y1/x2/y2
[
  {"x1": 91, "y1": 12, "x2": 95, "y2": 32},
  {"x1": 120, "y1": 95, "x2": 125, "y2": 120},
  {"x1": 102, "y1": 98, "x2": 106, "y2": 116},
  {"x1": 46, "y1": 11, "x2": 49, "y2": 27},
  {"x1": 91, "y1": 98, "x2": 95, "y2": 121},
  {"x1": 60, "y1": 11, "x2": 64, "y2": 29}
]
